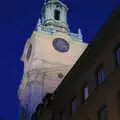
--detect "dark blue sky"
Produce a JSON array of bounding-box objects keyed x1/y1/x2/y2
[{"x1": 0, "y1": 0, "x2": 119, "y2": 120}]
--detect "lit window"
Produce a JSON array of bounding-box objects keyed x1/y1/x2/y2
[
  {"x1": 115, "y1": 47, "x2": 120, "y2": 65},
  {"x1": 82, "y1": 84, "x2": 89, "y2": 102},
  {"x1": 98, "y1": 105, "x2": 108, "y2": 120},
  {"x1": 96, "y1": 65, "x2": 107, "y2": 86},
  {"x1": 54, "y1": 10, "x2": 60, "y2": 20},
  {"x1": 71, "y1": 97, "x2": 77, "y2": 115}
]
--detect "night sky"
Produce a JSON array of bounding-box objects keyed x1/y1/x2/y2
[{"x1": 0, "y1": 0, "x2": 120, "y2": 120}]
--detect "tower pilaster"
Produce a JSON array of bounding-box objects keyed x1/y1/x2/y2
[{"x1": 19, "y1": 69, "x2": 45, "y2": 120}]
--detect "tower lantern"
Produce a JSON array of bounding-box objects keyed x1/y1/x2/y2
[{"x1": 41, "y1": 0, "x2": 69, "y2": 32}]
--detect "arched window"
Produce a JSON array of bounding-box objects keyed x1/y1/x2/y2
[
  {"x1": 71, "y1": 96, "x2": 77, "y2": 115},
  {"x1": 54, "y1": 10, "x2": 60, "y2": 20},
  {"x1": 81, "y1": 83, "x2": 89, "y2": 103},
  {"x1": 26, "y1": 44, "x2": 32, "y2": 60}
]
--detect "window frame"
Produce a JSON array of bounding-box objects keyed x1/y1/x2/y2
[
  {"x1": 95, "y1": 64, "x2": 107, "y2": 87},
  {"x1": 97, "y1": 105, "x2": 108, "y2": 120},
  {"x1": 114, "y1": 44, "x2": 120, "y2": 67},
  {"x1": 70, "y1": 96, "x2": 77, "y2": 115},
  {"x1": 82, "y1": 83, "x2": 89, "y2": 103}
]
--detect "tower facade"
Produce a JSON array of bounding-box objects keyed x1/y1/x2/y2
[{"x1": 18, "y1": 0, "x2": 88, "y2": 119}]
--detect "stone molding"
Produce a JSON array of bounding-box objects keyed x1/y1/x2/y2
[{"x1": 18, "y1": 64, "x2": 71, "y2": 102}]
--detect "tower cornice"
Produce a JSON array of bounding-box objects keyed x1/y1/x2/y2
[{"x1": 46, "y1": 0, "x2": 68, "y2": 11}]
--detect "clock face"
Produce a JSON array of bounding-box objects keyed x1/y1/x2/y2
[
  {"x1": 53, "y1": 38, "x2": 69, "y2": 52},
  {"x1": 26, "y1": 44, "x2": 32, "y2": 60}
]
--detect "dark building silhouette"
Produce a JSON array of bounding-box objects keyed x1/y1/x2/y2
[{"x1": 31, "y1": 6, "x2": 120, "y2": 120}]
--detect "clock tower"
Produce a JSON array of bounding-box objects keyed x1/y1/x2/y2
[{"x1": 18, "y1": 0, "x2": 88, "y2": 119}]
